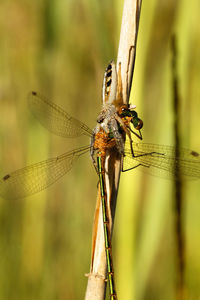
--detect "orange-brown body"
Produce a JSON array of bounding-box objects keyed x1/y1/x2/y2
[{"x1": 93, "y1": 129, "x2": 116, "y2": 158}]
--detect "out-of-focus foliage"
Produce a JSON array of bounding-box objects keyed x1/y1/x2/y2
[{"x1": 0, "y1": 0, "x2": 200, "y2": 299}]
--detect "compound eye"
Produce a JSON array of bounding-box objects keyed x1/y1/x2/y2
[
  {"x1": 120, "y1": 105, "x2": 127, "y2": 112},
  {"x1": 118, "y1": 105, "x2": 128, "y2": 116}
]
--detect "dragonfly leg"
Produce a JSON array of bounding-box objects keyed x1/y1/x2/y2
[
  {"x1": 115, "y1": 114, "x2": 139, "y2": 158},
  {"x1": 122, "y1": 162, "x2": 149, "y2": 172},
  {"x1": 122, "y1": 151, "x2": 164, "y2": 172},
  {"x1": 128, "y1": 125, "x2": 143, "y2": 140},
  {"x1": 131, "y1": 151, "x2": 164, "y2": 159},
  {"x1": 114, "y1": 114, "x2": 135, "y2": 156}
]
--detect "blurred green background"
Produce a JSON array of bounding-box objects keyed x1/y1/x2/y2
[{"x1": 0, "y1": 0, "x2": 200, "y2": 299}]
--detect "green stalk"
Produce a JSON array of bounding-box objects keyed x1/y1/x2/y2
[{"x1": 97, "y1": 155, "x2": 117, "y2": 300}]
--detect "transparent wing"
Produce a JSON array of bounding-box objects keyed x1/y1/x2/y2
[
  {"x1": 28, "y1": 91, "x2": 93, "y2": 138},
  {"x1": 0, "y1": 146, "x2": 90, "y2": 200},
  {"x1": 123, "y1": 142, "x2": 200, "y2": 180}
]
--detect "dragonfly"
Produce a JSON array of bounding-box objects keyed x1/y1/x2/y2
[
  {"x1": 0, "y1": 62, "x2": 199, "y2": 200},
  {"x1": 0, "y1": 61, "x2": 200, "y2": 299}
]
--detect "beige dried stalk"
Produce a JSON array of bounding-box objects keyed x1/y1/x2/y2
[{"x1": 85, "y1": 0, "x2": 142, "y2": 299}]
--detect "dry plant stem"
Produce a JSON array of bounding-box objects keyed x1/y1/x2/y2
[
  {"x1": 117, "y1": 0, "x2": 142, "y2": 103},
  {"x1": 85, "y1": 0, "x2": 142, "y2": 299}
]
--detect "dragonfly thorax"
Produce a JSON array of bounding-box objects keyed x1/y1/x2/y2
[
  {"x1": 96, "y1": 104, "x2": 117, "y2": 134},
  {"x1": 92, "y1": 104, "x2": 126, "y2": 158}
]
